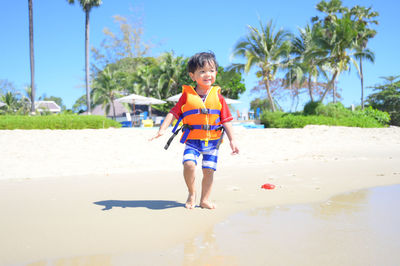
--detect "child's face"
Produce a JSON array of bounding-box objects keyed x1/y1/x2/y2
[{"x1": 189, "y1": 62, "x2": 217, "y2": 90}]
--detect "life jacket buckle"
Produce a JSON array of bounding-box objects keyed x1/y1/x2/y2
[
  {"x1": 202, "y1": 125, "x2": 211, "y2": 130},
  {"x1": 200, "y1": 108, "x2": 209, "y2": 114},
  {"x1": 215, "y1": 125, "x2": 224, "y2": 131}
]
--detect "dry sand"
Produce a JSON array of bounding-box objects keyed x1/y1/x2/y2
[{"x1": 0, "y1": 125, "x2": 400, "y2": 265}]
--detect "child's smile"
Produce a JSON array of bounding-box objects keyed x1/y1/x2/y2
[{"x1": 189, "y1": 62, "x2": 217, "y2": 90}]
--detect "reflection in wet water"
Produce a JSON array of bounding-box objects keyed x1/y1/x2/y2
[
  {"x1": 210, "y1": 185, "x2": 400, "y2": 266},
  {"x1": 25, "y1": 185, "x2": 400, "y2": 266},
  {"x1": 182, "y1": 228, "x2": 238, "y2": 266},
  {"x1": 314, "y1": 189, "x2": 369, "y2": 218}
]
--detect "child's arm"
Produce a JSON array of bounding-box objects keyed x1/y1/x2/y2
[
  {"x1": 222, "y1": 121, "x2": 239, "y2": 155},
  {"x1": 149, "y1": 113, "x2": 175, "y2": 141}
]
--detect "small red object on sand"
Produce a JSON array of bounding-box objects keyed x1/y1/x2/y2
[{"x1": 261, "y1": 183, "x2": 275, "y2": 190}]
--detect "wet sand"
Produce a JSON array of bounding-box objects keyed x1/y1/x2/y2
[
  {"x1": 4, "y1": 184, "x2": 400, "y2": 266},
  {"x1": 0, "y1": 126, "x2": 399, "y2": 265}
]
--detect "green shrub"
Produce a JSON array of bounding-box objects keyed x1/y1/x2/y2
[
  {"x1": 0, "y1": 115, "x2": 121, "y2": 130},
  {"x1": 303, "y1": 101, "x2": 322, "y2": 115},
  {"x1": 260, "y1": 111, "x2": 385, "y2": 128},
  {"x1": 315, "y1": 102, "x2": 352, "y2": 118},
  {"x1": 259, "y1": 111, "x2": 285, "y2": 128},
  {"x1": 355, "y1": 106, "x2": 391, "y2": 125}
]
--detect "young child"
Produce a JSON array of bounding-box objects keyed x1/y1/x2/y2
[{"x1": 150, "y1": 52, "x2": 239, "y2": 209}]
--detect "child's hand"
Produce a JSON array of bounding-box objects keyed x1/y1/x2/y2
[
  {"x1": 230, "y1": 140, "x2": 239, "y2": 155},
  {"x1": 149, "y1": 129, "x2": 165, "y2": 141}
]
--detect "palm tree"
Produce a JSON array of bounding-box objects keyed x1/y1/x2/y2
[
  {"x1": 287, "y1": 25, "x2": 327, "y2": 102},
  {"x1": 92, "y1": 66, "x2": 123, "y2": 120},
  {"x1": 67, "y1": 0, "x2": 102, "y2": 115},
  {"x1": 133, "y1": 64, "x2": 158, "y2": 98},
  {"x1": 231, "y1": 20, "x2": 292, "y2": 112},
  {"x1": 351, "y1": 5, "x2": 379, "y2": 109},
  {"x1": 312, "y1": 2, "x2": 359, "y2": 103},
  {"x1": 157, "y1": 52, "x2": 188, "y2": 98},
  {"x1": 0, "y1": 92, "x2": 19, "y2": 114},
  {"x1": 28, "y1": 0, "x2": 35, "y2": 114},
  {"x1": 0, "y1": 91, "x2": 30, "y2": 115}
]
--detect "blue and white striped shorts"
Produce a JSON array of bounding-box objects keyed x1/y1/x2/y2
[{"x1": 183, "y1": 143, "x2": 219, "y2": 171}]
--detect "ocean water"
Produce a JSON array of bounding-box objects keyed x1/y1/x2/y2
[{"x1": 182, "y1": 184, "x2": 400, "y2": 266}]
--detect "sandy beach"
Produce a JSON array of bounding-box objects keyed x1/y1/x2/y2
[{"x1": 1, "y1": 125, "x2": 400, "y2": 265}]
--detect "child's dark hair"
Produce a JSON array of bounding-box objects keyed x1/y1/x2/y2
[{"x1": 187, "y1": 52, "x2": 219, "y2": 73}]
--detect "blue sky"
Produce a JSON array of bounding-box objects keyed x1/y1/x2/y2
[{"x1": 1, "y1": 0, "x2": 399, "y2": 111}]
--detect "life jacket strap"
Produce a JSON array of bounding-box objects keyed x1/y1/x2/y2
[
  {"x1": 182, "y1": 108, "x2": 221, "y2": 118},
  {"x1": 165, "y1": 124, "x2": 193, "y2": 150},
  {"x1": 216, "y1": 127, "x2": 225, "y2": 149},
  {"x1": 166, "y1": 109, "x2": 223, "y2": 149},
  {"x1": 179, "y1": 124, "x2": 223, "y2": 144}
]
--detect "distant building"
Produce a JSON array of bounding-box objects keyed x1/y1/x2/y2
[{"x1": 35, "y1": 101, "x2": 61, "y2": 114}]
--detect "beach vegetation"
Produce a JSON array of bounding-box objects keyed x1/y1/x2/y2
[
  {"x1": 260, "y1": 102, "x2": 389, "y2": 128},
  {"x1": 28, "y1": 0, "x2": 36, "y2": 114},
  {"x1": 350, "y1": 5, "x2": 379, "y2": 110},
  {"x1": 303, "y1": 101, "x2": 323, "y2": 115},
  {"x1": 250, "y1": 98, "x2": 276, "y2": 113},
  {"x1": 0, "y1": 91, "x2": 31, "y2": 115},
  {"x1": 367, "y1": 76, "x2": 400, "y2": 126},
  {"x1": 233, "y1": 0, "x2": 379, "y2": 112},
  {"x1": 310, "y1": 1, "x2": 361, "y2": 103},
  {"x1": 285, "y1": 25, "x2": 328, "y2": 103},
  {"x1": 230, "y1": 19, "x2": 292, "y2": 112},
  {"x1": 92, "y1": 66, "x2": 124, "y2": 120},
  {"x1": 91, "y1": 14, "x2": 153, "y2": 74},
  {"x1": 67, "y1": 0, "x2": 103, "y2": 114},
  {"x1": 0, "y1": 114, "x2": 121, "y2": 130}
]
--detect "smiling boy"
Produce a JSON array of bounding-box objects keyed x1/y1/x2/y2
[{"x1": 150, "y1": 52, "x2": 239, "y2": 209}]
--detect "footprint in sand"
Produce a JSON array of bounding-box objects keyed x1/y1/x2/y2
[{"x1": 227, "y1": 186, "x2": 240, "y2": 191}]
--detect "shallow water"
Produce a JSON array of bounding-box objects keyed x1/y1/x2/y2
[
  {"x1": 183, "y1": 184, "x2": 400, "y2": 266},
  {"x1": 22, "y1": 185, "x2": 400, "y2": 266}
]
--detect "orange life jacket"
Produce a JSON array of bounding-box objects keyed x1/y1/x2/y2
[{"x1": 173, "y1": 85, "x2": 223, "y2": 145}]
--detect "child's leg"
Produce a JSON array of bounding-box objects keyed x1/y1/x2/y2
[
  {"x1": 183, "y1": 161, "x2": 196, "y2": 209},
  {"x1": 200, "y1": 168, "x2": 216, "y2": 209}
]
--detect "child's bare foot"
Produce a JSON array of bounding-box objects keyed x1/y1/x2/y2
[
  {"x1": 200, "y1": 200, "x2": 216, "y2": 209},
  {"x1": 185, "y1": 193, "x2": 196, "y2": 209}
]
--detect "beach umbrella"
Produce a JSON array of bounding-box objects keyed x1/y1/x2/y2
[
  {"x1": 116, "y1": 93, "x2": 152, "y2": 116},
  {"x1": 116, "y1": 93, "x2": 150, "y2": 104},
  {"x1": 166, "y1": 93, "x2": 182, "y2": 102},
  {"x1": 134, "y1": 97, "x2": 166, "y2": 105},
  {"x1": 166, "y1": 93, "x2": 240, "y2": 104},
  {"x1": 0, "y1": 101, "x2": 5, "y2": 107},
  {"x1": 225, "y1": 98, "x2": 241, "y2": 104},
  {"x1": 134, "y1": 97, "x2": 166, "y2": 117}
]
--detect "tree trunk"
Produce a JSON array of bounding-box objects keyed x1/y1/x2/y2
[
  {"x1": 308, "y1": 74, "x2": 314, "y2": 102},
  {"x1": 112, "y1": 101, "x2": 116, "y2": 120},
  {"x1": 360, "y1": 57, "x2": 364, "y2": 110},
  {"x1": 320, "y1": 70, "x2": 338, "y2": 102},
  {"x1": 264, "y1": 78, "x2": 276, "y2": 112},
  {"x1": 85, "y1": 8, "x2": 91, "y2": 114},
  {"x1": 28, "y1": 0, "x2": 35, "y2": 114},
  {"x1": 333, "y1": 80, "x2": 336, "y2": 103}
]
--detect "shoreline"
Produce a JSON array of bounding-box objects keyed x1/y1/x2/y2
[
  {"x1": 0, "y1": 126, "x2": 400, "y2": 264},
  {"x1": 1, "y1": 158, "x2": 399, "y2": 264}
]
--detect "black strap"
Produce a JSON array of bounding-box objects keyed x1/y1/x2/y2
[
  {"x1": 164, "y1": 124, "x2": 192, "y2": 150},
  {"x1": 216, "y1": 127, "x2": 225, "y2": 149}
]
